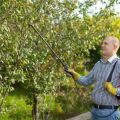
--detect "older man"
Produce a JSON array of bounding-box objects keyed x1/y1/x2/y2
[{"x1": 66, "y1": 36, "x2": 120, "y2": 120}]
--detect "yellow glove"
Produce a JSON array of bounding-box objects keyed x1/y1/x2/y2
[
  {"x1": 66, "y1": 69, "x2": 80, "y2": 81},
  {"x1": 104, "y1": 82, "x2": 117, "y2": 96}
]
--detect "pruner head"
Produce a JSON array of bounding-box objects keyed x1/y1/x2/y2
[
  {"x1": 63, "y1": 63, "x2": 69, "y2": 71},
  {"x1": 63, "y1": 63, "x2": 73, "y2": 78}
]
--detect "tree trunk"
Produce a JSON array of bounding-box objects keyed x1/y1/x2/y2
[{"x1": 32, "y1": 93, "x2": 39, "y2": 120}]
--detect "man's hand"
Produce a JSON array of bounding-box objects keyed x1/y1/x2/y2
[
  {"x1": 65, "y1": 69, "x2": 80, "y2": 81},
  {"x1": 104, "y1": 82, "x2": 117, "y2": 96}
]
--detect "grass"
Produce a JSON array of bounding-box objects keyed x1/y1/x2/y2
[{"x1": 0, "y1": 86, "x2": 32, "y2": 120}]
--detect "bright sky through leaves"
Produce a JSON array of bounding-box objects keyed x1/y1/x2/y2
[{"x1": 73, "y1": 0, "x2": 120, "y2": 17}]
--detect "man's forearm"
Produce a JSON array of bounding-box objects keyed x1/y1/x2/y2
[{"x1": 76, "y1": 75, "x2": 94, "y2": 86}]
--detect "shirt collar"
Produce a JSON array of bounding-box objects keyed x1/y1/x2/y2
[{"x1": 100, "y1": 54, "x2": 118, "y2": 63}]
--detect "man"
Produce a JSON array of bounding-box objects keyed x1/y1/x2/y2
[{"x1": 66, "y1": 36, "x2": 120, "y2": 120}]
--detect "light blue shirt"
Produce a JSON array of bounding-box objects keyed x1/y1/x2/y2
[{"x1": 77, "y1": 54, "x2": 120, "y2": 105}]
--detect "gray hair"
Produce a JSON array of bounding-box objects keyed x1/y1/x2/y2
[{"x1": 106, "y1": 36, "x2": 120, "y2": 48}]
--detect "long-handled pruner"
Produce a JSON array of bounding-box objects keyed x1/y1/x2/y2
[
  {"x1": 29, "y1": 24, "x2": 69, "y2": 70},
  {"x1": 29, "y1": 24, "x2": 79, "y2": 93}
]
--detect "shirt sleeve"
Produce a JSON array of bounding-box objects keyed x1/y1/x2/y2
[{"x1": 76, "y1": 64, "x2": 96, "y2": 86}]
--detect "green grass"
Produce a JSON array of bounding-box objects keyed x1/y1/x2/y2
[{"x1": 0, "y1": 87, "x2": 32, "y2": 120}]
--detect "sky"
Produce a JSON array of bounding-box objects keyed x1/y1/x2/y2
[
  {"x1": 73, "y1": 0, "x2": 120, "y2": 17},
  {"x1": 88, "y1": 0, "x2": 120, "y2": 15},
  {"x1": 115, "y1": 3, "x2": 120, "y2": 13}
]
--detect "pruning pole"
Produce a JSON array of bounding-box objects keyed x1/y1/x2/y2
[{"x1": 29, "y1": 24, "x2": 79, "y2": 94}]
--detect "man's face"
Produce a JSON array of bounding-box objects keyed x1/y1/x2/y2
[{"x1": 101, "y1": 38, "x2": 115, "y2": 56}]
